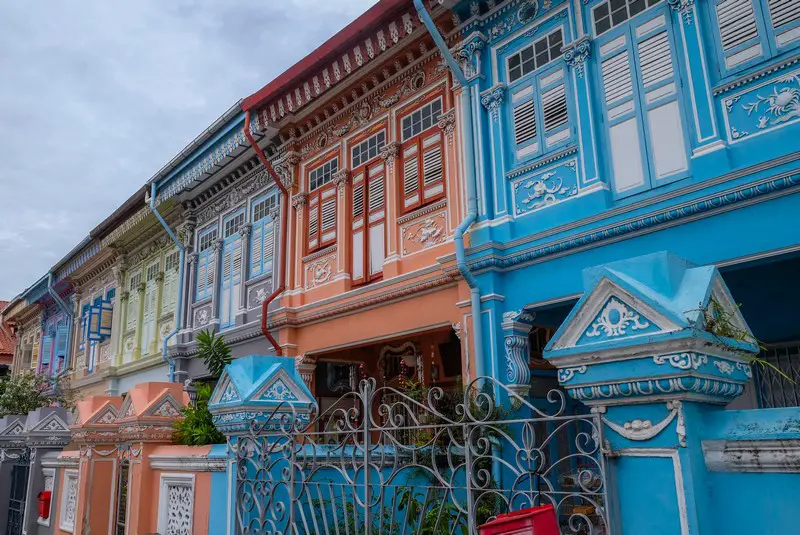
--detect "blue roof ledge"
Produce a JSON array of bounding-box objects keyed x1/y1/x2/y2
[
  {"x1": 543, "y1": 251, "x2": 759, "y2": 406},
  {"x1": 208, "y1": 355, "x2": 316, "y2": 436}
]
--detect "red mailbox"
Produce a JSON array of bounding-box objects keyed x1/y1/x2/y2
[
  {"x1": 478, "y1": 504, "x2": 559, "y2": 535},
  {"x1": 38, "y1": 490, "x2": 52, "y2": 519}
]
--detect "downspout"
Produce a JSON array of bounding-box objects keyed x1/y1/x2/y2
[
  {"x1": 47, "y1": 272, "x2": 73, "y2": 378},
  {"x1": 149, "y1": 183, "x2": 183, "y2": 382},
  {"x1": 243, "y1": 111, "x2": 288, "y2": 356},
  {"x1": 414, "y1": 0, "x2": 485, "y2": 378}
]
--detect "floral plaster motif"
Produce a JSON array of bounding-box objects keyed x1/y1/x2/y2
[
  {"x1": 725, "y1": 70, "x2": 800, "y2": 142},
  {"x1": 402, "y1": 212, "x2": 447, "y2": 256},
  {"x1": 584, "y1": 298, "x2": 651, "y2": 339},
  {"x1": 305, "y1": 255, "x2": 335, "y2": 289},
  {"x1": 512, "y1": 159, "x2": 578, "y2": 216}
]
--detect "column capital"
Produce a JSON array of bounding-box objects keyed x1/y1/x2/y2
[
  {"x1": 480, "y1": 84, "x2": 506, "y2": 123},
  {"x1": 292, "y1": 193, "x2": 308, "y2": 209},
  {"x1": 562, "y1": 36, "x2": 591, "y2": 79}
]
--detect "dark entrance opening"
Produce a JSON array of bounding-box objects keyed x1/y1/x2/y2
[{"x1": 6, "y1": 462, "x2": 30, "y2": 535}]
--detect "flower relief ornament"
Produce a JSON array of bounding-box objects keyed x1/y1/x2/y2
[
  {"x1": 585, "y1": 297, "x2": 651, "y2": 338},
  {"x1": 742, "y1": 72, "x2": 800, "y2": 130},
  {"x1": 515, "y1": 170, "x2": 577, "y2": 213}
]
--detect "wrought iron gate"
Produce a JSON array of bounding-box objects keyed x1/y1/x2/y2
[
  {"x1": 235, "y1": 377, "x2": 611, "y2": 535},
  {"x1": 6, "y1": 453, "x2": 31, "y2": 535}
]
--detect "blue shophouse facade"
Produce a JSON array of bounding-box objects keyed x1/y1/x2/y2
[{"x1": 451, "y1": 0, "x2": 800, "y2": 405}]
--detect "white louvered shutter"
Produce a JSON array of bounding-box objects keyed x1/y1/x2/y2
[
  {"x1": 262, "y1": 221, "x2": 275, "y2": 274},
  {"x1": 511, "y1": 85, "x2": 538, "y2": 159},
  {"x1": 421, "y1": 132, "x2": 444, "y2": 203},
  {"x1": 308, "y1": 195, "x2": 319, "y2": 250},
  {"x1": 141, "y1": 261, "x2": 159, "y2": 352},
  {"x1": 367, "y1": 162, "x2": 386, "y2": 277},
  {"x1": 220, "y1": 237, "x2": 242, "y2": 328},
  {"x1": 767, "y1": 0, "x2": 800, "y2": 48},
  {"x1": 126, "y1": 271, "x2": 141, "y2": 331},
  {"x1": 320, "y1": 192, "x2": 337, "y2": 245},
  {"x1": 162, "y1": 251, "x2": 179, "y2": 315},
  {"x1": 402, "y1": 144, "x2": 420, "y2": 210},
  {"x1": 250, "y1": 224, "x2": 263, "y2": 276},
  {"x1": 600, "y1": 33, "x2": 646, "y2": 194},
  {"x1": 714, "y1": 0, "x2": 764, "y2": 69},
  {"x1": 540, "y1": 68, "x2": 570, "y2": 150},
  {"x1": 351, "y1": 172, "x2": 366, "y2": 284},
  {"x1": 635, "y1": 16, "x2": 688, "y2": 181}
]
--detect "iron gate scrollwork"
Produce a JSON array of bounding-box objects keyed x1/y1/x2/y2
[
  {"x1": 235, "y1": 377, "x2": 611, "y2": 535},
  {"x1": 5, "y1": 448, "x2": 31, "y2": 535}
]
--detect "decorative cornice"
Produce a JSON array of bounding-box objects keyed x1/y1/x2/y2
[
  {"x1": 713, "y1": 53, "x2": 800, "y2": 95},
  {"x1": 471, "y1": 173, "x2": 800, "y2": 272},
  {"x1": 41, "y1": 455, "x2": 80, "y2": 468},
  {"x1": 397, "y1": 199, "x2": 448, "y2": 224},
  {"x1": 704, "y1": 439, "x2": 800, "y2": 473},
  {"x1": 302, "y1": 244, "x2": 337, "y2": 264}
]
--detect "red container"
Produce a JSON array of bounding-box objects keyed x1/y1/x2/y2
[
  {"x1": 478, "y1": 504, "x2": 560, "y2": 535},
  {"x1": 38, "y1": 490, "x2": 52, "y2": 519}
]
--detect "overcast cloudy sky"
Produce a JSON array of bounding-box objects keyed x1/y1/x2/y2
[{"x1": 0, "y1": 0, "x2": 377, "y2": 300}]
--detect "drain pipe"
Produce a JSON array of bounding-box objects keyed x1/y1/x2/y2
[
  {"x1": 243, "y1": 110, "x2": 288, "y2": 356},
  {"x1": 47, "y1": 272, "x2": 73, "y2": 379},
  {"x1": 414, "y1": 0, "x2": 485, "y2": 379},
  {"x1": 149, "y1": 183, "x2": 183, "y2": 382}
]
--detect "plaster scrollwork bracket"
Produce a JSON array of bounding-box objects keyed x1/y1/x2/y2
[
  {"x1": 239, "y1": 222, "x2": 253, "y2": 239},
  {"x1": 292, "y1": 193, "x2": 308, "y2": 211},
  {"x1": 379, "y1": 142, "x2": 400, "y2": 170},
  {"x1": 595, "y1": 401, "x2": 686, "y2": 447},
  {"x1": 454, "y1": 32, "x2": 487, "y2": 82},
  {"x1": 437, "y1": 109, "x2": 456, "y2": 146},
  {"x1": 212, "y1": 239, "x2": 224, "y2": 254},
  {"x1": 187, "y1": 252, "x2": 199, "y2": 266},
  {"x1": 480, "y1": 84, "x2": 506, "y2": 123},
  {"x1": 653, "y1": 352, "x2": 707, "y2": 371},
  {"x1": 667, "y1": 0, "x2": 695, "y2": 24},
  {"x1": 333, "y1": 168, "x2": 351, "y2": 191},
  {"x1": 562, "y1": 36, "x2": 592, "y2": 79},
  {"x1": 501, "y1": 309, "x2": 535, "y2": 391}
]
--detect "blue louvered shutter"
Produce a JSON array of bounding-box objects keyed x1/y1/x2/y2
[
  {"x1": 99, "y1": 297, "x2": 113, "y2": 338},
  {"x1": 40, "y1": 335, "x2": 53, "y2": 366},
  {"x1": 54, "y1": 324, "x2": 69, "y2": 370}
]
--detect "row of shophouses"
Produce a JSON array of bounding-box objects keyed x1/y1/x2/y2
[{"x1": 0, "y1": 0, "x2": 799, "y2": 534}]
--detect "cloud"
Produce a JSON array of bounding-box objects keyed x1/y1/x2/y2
[{"x1": 0, "y1": 0, "x2": 378, "y2": 298}]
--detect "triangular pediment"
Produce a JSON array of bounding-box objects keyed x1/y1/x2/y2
[
  {"x1": 143, "y1": 394, "x2": 184, "y2": 418},
  {"x1": 30, "y1": 413, "x2": 69, "y2": 434},
  {"x1": 119, "y1": 396, "x2": 135, "y2": 419},
  {"x1": 253, "y1": 369, "x2": 312, "y2": 404},
  {"x1": 548, "y1": 276, "x2": 681, "y2": 351},
  {"x1": 88, "y1": 404, "x2": 118, "y2": 425},
  {"x1": 2, "y1": 420, "x2": 25, "y2": 437},
  {"x1": 209, "y1": 375, "x2": 241, "y2": 405}
]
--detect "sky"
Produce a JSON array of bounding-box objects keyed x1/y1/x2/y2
[{"x1": 0, "y1": 0, "x2": 378, "y2": 300}]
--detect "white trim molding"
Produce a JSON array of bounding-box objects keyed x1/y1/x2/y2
[
  {"x1": 38, "y1": 467, "x2": 56, "y2": 527},
  {"x1": 613, "y1": 448, "x2": 690, "y2": 535},
  {"x1": 59, "y1": 468, "x2": 80, "y2": 533},
  {"x1": 703, "y1": 439, "x2": 800, "y2": 473},
  {"x1": 149, "y1": 454, "x2": 226, "y2": 472},
  {"x1": 158, "y1": 472, "x2": 196, "y2": 535}
]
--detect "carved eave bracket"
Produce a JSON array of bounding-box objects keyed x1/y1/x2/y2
[{"x1": 480, "y1": 84, "x2": 506, "y2": 122}]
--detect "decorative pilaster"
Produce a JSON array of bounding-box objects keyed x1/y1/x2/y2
[
  {"x1": 561, "y1": 36, "x2": 600, "y2": 185},
  {"x1": 211, "y1": 239, "x2": 224, "y2": 323},
  {"x1": 295, "y1": 355, "x2": 317, "y2": 393},
  {"x1": 291, "y1": 194, "x2": 308, "y2": 291},
  {"x1": 333, "y1": 169, "x2": 351, "y2": 275},
  {"x1": 480, "y1": 84, "x2": 505, "y2": 123},
  {"x1": 454, "y1": 31, "x2": 488, "y2": 84},
  {"x1": 183, "y1": 253, "x2": 198, "y2": 332},
  {"x1": 238, "y1": 223, "x2": 252, "y2": 319},
  {"x1": 437, "y1": 109, "x2": 457, "y2": 146},
  {"x1": 562, "y1": 36, "x2": 591, "y2": 79},
  {"x1": 379, "y1": 142, "x2": 400, "y2": 171},
  {"x1": 667, "y1": 0, "x2": 695, "y2": 24},
  {"x1": 134, "y1": 280, "x2": 146, "y2": 358},
  {"x1": 501, "y1": 308, "x2": 535, "y2": 394}
]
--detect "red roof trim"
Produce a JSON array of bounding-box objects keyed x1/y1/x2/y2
[{"x1": 241, "y1": 0, "x2": 409, "y2": 112}]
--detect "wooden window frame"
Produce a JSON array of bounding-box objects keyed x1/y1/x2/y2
[
  {"x1": 350, "y1": 156, "x2": 387, "y2": 286},
  {"x1": 306, "y1": 155, "x2": 339, "y2": 254},
  {"x1": 397, "y1": 95, "x2": 447, "y2": 215}
]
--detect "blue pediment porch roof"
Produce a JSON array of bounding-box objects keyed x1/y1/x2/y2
[
  {"x1": 209, "y1": 355, "x2": 315, "y2": 410},
  {"x1": 545, "y1": 251, "x2": 757, "y2": 358}
]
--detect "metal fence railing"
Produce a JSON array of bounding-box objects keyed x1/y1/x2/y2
[{"x1": 756, "y1": 344, "x2": 800, "y2": 408}]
